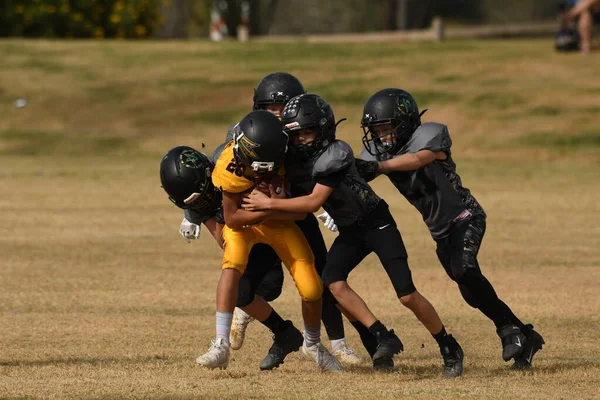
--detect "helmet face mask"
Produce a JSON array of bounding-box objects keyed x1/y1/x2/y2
[
  {"x1": 361, "y1": 88, "x2": 423, "y2": 158},
  {"x1": 281, "y1": 94, "x2": 336, "y2": 162},
  {"x1": 160, "y1": 146, "x2": 216, "y2": 210}
]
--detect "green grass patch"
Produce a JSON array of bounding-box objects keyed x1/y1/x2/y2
[
  {"x1": 434, "y1": 75, "x2": 464, "y2": 83},
  {"x1": 527, "y1": 106, "x2": 562, "y2": 117},
  {"x1": 88, "y1": 84, "x2": 131, "y2": 102},
  {"x1": 469, "y1": 92, "x2": 525, "y2": 110},
  {"x1": 0, "y1": 129, "x2": 134, "y2": 156},
  {"x1": 411, "y1": 90, "x2": 459, "y2": 105},
  {"x1": 18, "y1": 58, "x2": 66, "y2": 73},
  {"x1": 183, "y1": 108, "x2": 247, "y2": 125},
  {"x1": 159, "y1": 77, "x2": 210, "y2": 88},
  {"x1": 519, "y1": 130, "x2": 600, "y2": 149}
]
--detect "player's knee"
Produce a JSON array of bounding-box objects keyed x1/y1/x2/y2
[
  {"x1": 259, "y1": 284, "x2": 282, "y2": 302},
  {"x1": 222, "y1": 262, "x2": 246, "y2": 275},
  {"x1": 327, "y1": 280, "x2": 350, "y2": 298},
  {"x1": 398, "y1": 290, "x2": 420, "y2": 308},
  {"x1": 299, "y1": 283, "x2": 322, "y2": 302},
  {"x1": 291, "y1": 261, "x2": 322, "y2": 302},
  {"x1": 458, "y1": 283, "x2": 479, "y2": 309},
  {"x1": 236, "y1": 281, "x2": 254, "y2": 308}
]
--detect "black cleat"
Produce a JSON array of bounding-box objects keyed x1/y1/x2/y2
[
  {"x1": 512, "y1": 324, "x2": 545, "y2": 370},
  {"x1": 497, "y1": 324, "x2": 526, "y2": 361},
  {"x1": 372, "y1": 329, "x2": 403, "y2": 371},
  {"x1": 259, "y1": 321, "x2": 303, "y2": 370},
  {"x1": 440, "y1": 335, "x2": 464, "y2": 378}
]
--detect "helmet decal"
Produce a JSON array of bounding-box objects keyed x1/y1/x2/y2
[
  {"x1": 234, "y1": 132, "x2": 261, "y2": 162},
  {"x1": 180, "y1": 149, "x2": 205, "y2": 169}
]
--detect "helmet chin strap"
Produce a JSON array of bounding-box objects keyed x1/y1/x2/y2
[{"x1": 334, "y1": 118, "x2": 347, "y2": 128}]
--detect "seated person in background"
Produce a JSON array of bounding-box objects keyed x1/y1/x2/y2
[{"x1": 564, "y1": 0, "x2": 600, "y2": 53}]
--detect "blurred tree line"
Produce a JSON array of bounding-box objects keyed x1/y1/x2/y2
[
  {"x1": 0, "y1": 0, "x2": 162, "y2": 38},
  {"x1": 0, "y1": 0, "x2": 560, "y2": 39},
  {"x1": 154, "y1": 0, "x2": 562, "y2": 38}
]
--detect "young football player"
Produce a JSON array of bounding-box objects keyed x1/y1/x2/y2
[
  {"x1": 353, "y1": 88, "x2": 544, "y2": 369},
  {"x1": 242, "y1": 94, "x2": 464, "y2": 377},
  {"x1": 161, "y1": 145, "x2": 308, "y2": 371},
  {"x1": 209, "y1": 72, "x2": 372, "y2": 363},
  {"x1": 210, "y1": 109, "x2": 343, "y2": 372}
]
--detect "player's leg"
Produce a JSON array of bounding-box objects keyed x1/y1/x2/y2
[
  {"x1": 368, "y1": 205, "x2": 463, "y2": 377},
  {"x1": 196, "y1": 227, "x2": 253, "y2": 369},
  {"x1": 438, "y1": 216, "x2": 544, "y2": 367},
  {"x1": 234, "y1": 244, "x2": 303, "y2": 370},
  {"x1": 264, "y1": 222, "x2": 343, "y2": 372},
  {"x1": 295, "y1": 213, "x2": 365, "y2": 364},
  {"x1": 232, "y1": 244, "x2": 283, "y2": 350},
  {"x1": 322, "y1": 225, "x2": 402, "y2": 371}
]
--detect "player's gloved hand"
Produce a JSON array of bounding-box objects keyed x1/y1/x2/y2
[
  {"x1": 317, "y1": 212, "x2": 338, "y2": 232},
  {"x1": 354, "y1": 159, "x2": 380, "y2": 182},
  {"x1": 179, "y1": 217, "x2": 200, "y2": 243}
]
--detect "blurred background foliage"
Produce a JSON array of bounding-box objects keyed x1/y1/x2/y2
[
  {"x1": 0, "y1": 0, "x2": 560, "y2": 39},
  {"x1": 0, "y1": 0, "x2": 163, "y2": 38}
]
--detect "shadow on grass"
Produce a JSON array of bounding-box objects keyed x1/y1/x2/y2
[{"x1": 0, "y1": 355, "x2": 168, "y2": 368}]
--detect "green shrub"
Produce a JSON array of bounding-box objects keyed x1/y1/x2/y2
[{"x1": 0, "y1": 0, "x2": 163, "y2": 38}]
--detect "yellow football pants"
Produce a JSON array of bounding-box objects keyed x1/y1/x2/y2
[{"x1": 221, "y1": 220, "x2": 322, "y2": 301}]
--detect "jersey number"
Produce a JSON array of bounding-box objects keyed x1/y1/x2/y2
[{"x1": 226, "y1": 158, "x2": 244, "y2": 177}]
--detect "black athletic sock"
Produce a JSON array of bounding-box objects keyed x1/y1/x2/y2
[
  {"x1": 368, "y1": 320, "x2": 389, "y2": 337},
  {"x1": 260, "y1": 310, "x2": 287, "y2": 334},
  {"x1": 432, "y1": 325, "x2": 450, "y2": 346},
  {"x1": 352, "y1": 320, "x2": 377, "y2": 356},
  {"x1": 321, "y1": 299, "x2": 345, "y2": 340}
]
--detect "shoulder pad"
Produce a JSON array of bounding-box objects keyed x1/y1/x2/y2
[
  {"x1": 211, "y1": 142, "x2": 228, "y2": 165},
  {"x1": 225, "y1": 123, "x2": 240, "y2": 143},
  {"x1": 403, "y1": 122, "x2": 452, "y2": 153},
  {"x1": 359, "y1": 147, "x2": 378, "y2": 162},
  {"x1": 212, "y1": 143, "x2": 254, "y2": 193},
  {"x1": 313, "y1": 140, "x2": 354, "y2": 178}
]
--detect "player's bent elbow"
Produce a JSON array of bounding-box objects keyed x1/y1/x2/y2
[{"x1": 224, "y1": 216, "x2": 245, "y2": 230}]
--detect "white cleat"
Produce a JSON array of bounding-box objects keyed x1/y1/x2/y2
[
  {"x1": 332, "y1": 341, "x2": 364, "y2": 365},
  {"x1": 195, "y1": 338, "x2": 230, "y2": 369},
  {"x1": 302, "y1": 342, "x2": 344, "y2": 372},
  {"x1": 230, "y1": 307, "x2": 255, "y2": 350}
]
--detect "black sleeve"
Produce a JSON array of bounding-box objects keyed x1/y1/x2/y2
[
  {"x1": 315, "y1": 165, "x2": 349, "y2": 188},
  {"x1": 354, "y1": 158, "x2": 379, "y2": 182}
]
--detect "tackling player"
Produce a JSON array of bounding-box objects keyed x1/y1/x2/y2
[
  {"x1": 352, "y1": 88, "x2": 544, "y2": 369},
  {"x1": 242, "y1": 94, "x2": 464, "y2": 376}
]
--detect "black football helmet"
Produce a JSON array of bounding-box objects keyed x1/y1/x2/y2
[
  {"x1": 361, "y1": 88, "x2": 427, "y2": 157},
  {"x1": 160, "y1": 146, "x2": 219, "y2": 211},
  {"x1": 233, "y1": 110, "x2": 289, "y2": 178},
  {"x1": 281, "y1": 94, "x2": 341, "y2": 161},
  {"x1": 253, "y1": 72, "x2": 306, "y2": 110}
]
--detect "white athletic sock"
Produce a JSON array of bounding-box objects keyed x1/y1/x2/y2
[
  {"x1": 216, "y1": 311, "x2": 233, "y2": 345},
  {"x1": 304, "y1": 325, "x2": 321, "y2": 347}
]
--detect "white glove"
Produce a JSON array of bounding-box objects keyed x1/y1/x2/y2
[
  {"x1": 179, "y1": 217, "x2": 200, "y2": 243},
  {"x1": 317, "y1": 212, "x2": 338, "y2": 232}
]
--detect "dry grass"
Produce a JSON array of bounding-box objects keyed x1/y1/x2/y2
[{"x1": 0, "y1": 38, "x2": 599, "y2": 399}]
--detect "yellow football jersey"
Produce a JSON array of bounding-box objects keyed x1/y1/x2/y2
[{"x1": 212, "y1": 141, "x2": 285, "y2": 194}]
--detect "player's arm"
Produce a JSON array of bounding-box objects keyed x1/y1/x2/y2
[
  {"x1": 222, "y1": 191, "x2": 272, "y2": 230},
  {"x1": 202, "y1": 217, "x2": 224, "y2": 249},
  {"x1": 243, "y1": 183, "x2": 333, "y2": 214},
  {"x1": 378, "y1": 149, "x2": 446, "y2": 173},
  {"x1": 246, "y1": 185, "x2": 307, "y2": 221}
]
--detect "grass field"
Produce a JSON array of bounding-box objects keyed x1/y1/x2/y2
[{"x1": 1, "y1": 38, "x2": 599, "y2": 399}]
